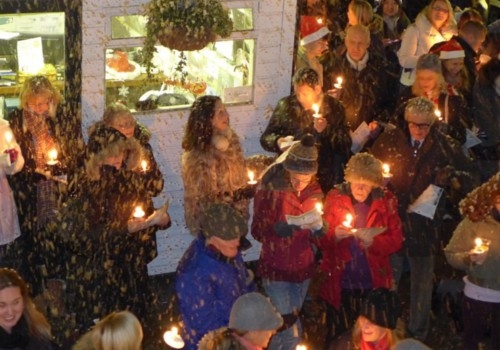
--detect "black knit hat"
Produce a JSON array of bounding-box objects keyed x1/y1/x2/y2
[
  {"x1": 202, "y1": 203, "x2": 248, "y2": 240},
  {"x1": 86, "y1": 125, "x2": 126, "y2": 156},
  {"x1": 359, "y1": 288, "x2": 401, "y2": 329},
  {"x1": 283, "y1": 134, "x2": 318, "y2": 174}
]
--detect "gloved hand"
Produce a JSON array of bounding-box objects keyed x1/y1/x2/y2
[
  {"x1": 334, "y1": 225, "x2": 353, "y2": 241},
  {"x1": 311, "y1": 220, "x2": 328, "y2": 237},
  {"x1": 232, "y1": 184, "x2": 257, "y2": 201},
  {"x1": 274, "y1": 222, "x2": 300, "y2": 238}
]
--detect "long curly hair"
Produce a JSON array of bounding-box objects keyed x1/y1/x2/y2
[
  {"x1": 182, "y1": 95, "x2": 221, "y2": 152},
  {"x1": 0, "y1": 268, "x2": 52, "y2": 341},
  {"x1": 460, "y1": 172, "x2": 500, "y2": 222}
]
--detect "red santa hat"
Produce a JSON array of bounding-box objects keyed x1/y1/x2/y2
[
  {"x1": 433, "y1": 39, "x2": 465, "y2": 60},
  {"x1": 300, "y1": 16, "x2": 330, "y2": 46}
]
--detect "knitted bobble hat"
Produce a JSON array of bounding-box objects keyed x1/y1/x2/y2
[
  {"x1": 202, "y1": 203, "x2": 248, "y2": 240},
  {"x1": 229, "y1": 292, "x2": 284, "y2": 331},
  {"x1": 283, "y1": 134, "x2": 318, "y2": 175}
]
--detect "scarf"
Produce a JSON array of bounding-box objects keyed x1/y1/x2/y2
[
  {"x1": 360, "y1": 331, "x2": 390, "y2": 350},
  {"x1": 0, "y1": 317, "x2": 30, "y2": 349}
]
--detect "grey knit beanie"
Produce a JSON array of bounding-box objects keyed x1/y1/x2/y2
[
  {"x1": 229, "y1": 293, "x2": 283, "y2": 331},
  {"x1": 416, "y1": 53, "x2": 442, "y2": 74},
  {"x1": 283, "y1": 134, "x2": 318, "y2": 175}
]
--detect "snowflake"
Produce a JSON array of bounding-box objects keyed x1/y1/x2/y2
[{"x1": 118, "y1": 85, "x2": 129, "y2": 98}]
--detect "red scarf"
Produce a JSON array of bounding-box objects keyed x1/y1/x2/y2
[{"x1": 360, "y1": 332, "x2": 390, "y2": 350}]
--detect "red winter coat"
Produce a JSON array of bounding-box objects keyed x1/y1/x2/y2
[
  {"x1": 251, "y1": 164, "x2": 323, "y2": 282},
  {"x1": 318, "y1": 184, "x2": 403, "y2": 309}
]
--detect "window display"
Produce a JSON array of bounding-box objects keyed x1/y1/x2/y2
[{"x1": 105, "y1": 7, "x2": 255, "y2": 112}]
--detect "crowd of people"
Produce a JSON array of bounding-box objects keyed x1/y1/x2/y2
[{"x1": 0, "y1": 0, "x2": 498, "y2": 349}]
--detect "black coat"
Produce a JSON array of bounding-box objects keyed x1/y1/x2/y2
[
  {"x1": 371, "y1": 124, "x2": 479, "y2": 256},
  {"x1": 260, "y1": 94, "x2": 352, "y2": 193},
  {"x1": 322, "y1": 51, "x2": 397, "y2": 130}
]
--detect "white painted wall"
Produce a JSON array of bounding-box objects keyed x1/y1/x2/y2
[{"x1": 82, "y1": 0, "x2": 297, "y2": 273}]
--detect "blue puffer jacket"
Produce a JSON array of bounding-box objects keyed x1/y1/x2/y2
[{"x1": 175, "y1": 235, "x2": 254, "y2": 350}]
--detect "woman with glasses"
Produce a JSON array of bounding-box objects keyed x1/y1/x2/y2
[
  {"x1": 6, "y1": 75, "x2": 84, "y2": 297},
  {"x1": 397, "y1": 0, "x2": 457, "y2": 88},
  {"x1": 394, "y1": 53, "x2": 471, "y2": 145}
]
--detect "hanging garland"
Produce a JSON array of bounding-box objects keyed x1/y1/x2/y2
[{"x1": 142, "y1": 0, "x2": 233, "y2": 76}]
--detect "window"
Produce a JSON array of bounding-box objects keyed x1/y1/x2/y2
[{"x1": 105, "y1": 5, "x2": 256, "y2": 112}]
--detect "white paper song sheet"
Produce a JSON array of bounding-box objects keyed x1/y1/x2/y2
[
  {"x1": 286, "y1": 208, "x2": 322, "y2": 227},
  {"x1": 351, "y1": 227, "x2": 387, "y2": 240},
  {"x1": 350, "y1": 122, "x2": 371, "y2": 154},
  {"x1": 407, "y1": 184, "x2": 444, "y2": 219},
  {"x1": 17, "y1": 37, "x2": 44, "y2": 74}
]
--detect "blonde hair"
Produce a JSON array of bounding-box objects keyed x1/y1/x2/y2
[
  {"x1": 349, "y1": 0, "x2": 373, "y2": 26},
  {"x1": 460, "y1": 172, "x2": 500, "y2": 222},
  {"x1": 92, "y1": 311, "x2": 143, "y2": 350},
  {"x1": 425, "y1": 0, "x2": 455, "y2": 30},
  {"x1": 411, "y1": 69, "x2": 447, "y2": 97},
  {"x1": 0, "y1": 268, "x2": 52, "y2": 341},
  {"x1": 351, "y1": 316, "x2": 400, "y2": 349},
  {"x1": 19, "y1": 75, "x2": 61, "y2": 111},
  {"x1": 103, "y1": 102, "x2": 134, "y2": 127}
]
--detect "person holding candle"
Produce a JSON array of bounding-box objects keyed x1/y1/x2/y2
[
  {"x1": 0, "y1": 268, "x2": 58, "y2": 349},
  {"x1": 393, "y1": 53, "x2": 472, "y2": 146},
  {"x1": 322, "y1": 24, "x2": 397, "y2": 145},
  {"x1": 85, "y1": 103, "x2": 168, "y2": 330},
  {"x1": 260, "y1": 67, "x2": 351, "y2": 194},
  {"x1": 444, "y1": 172, "x2": 500, "y2": 350},
  {"x1": 51, "y1": 126, "x2": 169, "y2": 333},
  {"x1": 252, "y1": 134, "x2": 324, "y2": 350},
  {"x1": 371, "y1": 96, "x2": 479, "y2": 341},
  {"x1": 6, "y1": 75, "x2": 84, "y2": 296},
  {"x1": 0, "y1": 121, "x2": 24, "y2": 260},
  {"x1": 176, "y1": 203, "x2": 255, "y2": 350},
  {"x1": 182, "y1": 96, "x2": 263, "y2": 243},
  {"x1": 318, "y1": 153, "x2": 403, "y2": 345},
  {"x1": 72, "y1": 310, "x2": 143, "y2": 350},
  {"x1": 198, "y1": 292, "x2": 284, "y2": 350}
]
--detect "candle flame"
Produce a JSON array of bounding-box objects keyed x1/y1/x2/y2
[
  {"x1": 475, "y1": 238, "x2": 483, "y2": 247},
  {"x1": 312, "y1": 103, "x2": 319, "y2": 116},
  {"x1": 317, "y1": 18, "x2": 323, "y2": 24},
  {"x1": 434, "y1": 109, "x2": 442, "y2": 120},
  {"x1": 336, "y1": 76, "x2": 343, "y2": 86},
  {"x1": 141, "y1": 160, "x2": 148, "y2": 172},
  {"x1": 171, "y1": 326, "x2": 178, "y2": 335},
  {"x1": 296, "y1": 345, "x2": 307, "y2": 350},
  {"x1": 48, "y1": 149, "x2": 58, "y2": 161},
  {"x1": 133, "y1": 206, "x2": 145, "y2": 219},
  {"x1": 248, "y1": 170, "x2": 255, "y2": 182},
  {"x1": 343, "y1": 213, "x2": 353, "y2": 228},
  {"x1": 5, "y1": 131, "x2": 12, "y2": 145},
  {"x1": 315, "y1": 202, "x2": 323, "y2": 213},
  {"x1": 382, "y1": 163, "x2": 390, "y2": 175}
]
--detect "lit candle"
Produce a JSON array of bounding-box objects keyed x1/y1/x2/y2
[
  {"x1": 4, "y1": 131, "x2": 13, "y2": 148},
  {"x1": 47, "y1": 149, "x2": 58, "y2": 165},
  {"x1": 312, "y1": 103, "x2": 320, "y2": 118},
  {"x1": 133, "y1": 206, "x2": 145, "y2": 219},
  {"x1": 141, "y1": 160, "x2": 148, "y2": 172},
  {"x1": 342, "y1": 213, "x2": 353, "y2": 228},
  {"x1": 434, "y1": 109, "x2": 442, "y2": 121},
  {"x1": 296, "y1": 345, "x2": 307, "y2": 350},
  {"x1": 163, "y1": 326, "x2": 185, "y2": 349},
  {"x1": 315, "y1": 202, "x2": 323, "y2": 215},
  {"x1": 334, "y1": 76, "x2": 343, "y2": 89},
  {"x1": 382, "y1": 163, "x2": 392, "y2": 177},
  {"x1": 247, "y1": 170, "x2": 257, "y2": 185},
  {"x1": 473, "y1": 237, "x2": 489, "y2": 254}
]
